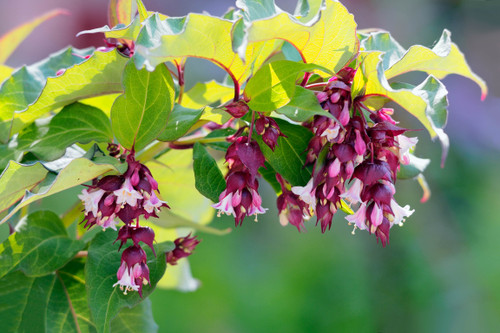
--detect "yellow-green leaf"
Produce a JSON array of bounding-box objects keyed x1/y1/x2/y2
[
  {"x1": 0, "y1": 65, "x2": 12, "y2": 83},
  {"x1": 108, "y1": 0, "x2": 138, "y2": 27},
  {"x1": 181, "y1": 80, "x2": 234, "y2": 109},
  {"x1": 245, "y1": 0, "x2": 358, "y2": 73}
]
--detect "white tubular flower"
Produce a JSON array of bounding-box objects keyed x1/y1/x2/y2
[
  {"x1": 396, "y1": 135, "x2": 418, "y2": 165},
  {"x1": 291, "y1": 178, "x2": 316, "y2": 212},
  {"x1": 390, "y1": 199, "x2": 414, "y2": 226},
  {"x1": 78, "y1": 188, "x2": 105, "y2": 216},
  {"x1": 340, "y1": 179, "x2": 363, "y2": 204},
  {"x1": 114, "y1": 178, "x2": 143, "y2": 207}
]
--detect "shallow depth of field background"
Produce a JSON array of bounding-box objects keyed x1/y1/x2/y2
[{"x1": 1, "y1": 0, "x2": 499, "y2": 332}]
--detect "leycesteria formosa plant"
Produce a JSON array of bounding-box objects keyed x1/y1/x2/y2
[{"x1": 0, "y1": 0, "x2": 487, "y2": 332}]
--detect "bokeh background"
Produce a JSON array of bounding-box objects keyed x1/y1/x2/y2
[{"x1": 1, "y1": 0, "x2": 499, "y2": 332}]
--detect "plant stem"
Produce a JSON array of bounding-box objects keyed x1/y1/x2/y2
[
  {"x1": 248, "y1": 110, "x2": 256, "y2": 142},
  {"x1": 176, "y1": 61, "x2": 185, "y2": 105}
]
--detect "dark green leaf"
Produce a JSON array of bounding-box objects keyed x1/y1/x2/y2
[
  {"x1": 0, "y1": 47, "x2": 93, "y2": 143},
  {"x1": 0, "y1": 211, "x2": 84, "y2": 279},
  {"x1": 111, "y1": 61, "x2": 175, "y2": 151},
  {"x1": 86, "y1": 229, "x2": 167, "y2": 333},
  {"x1": 193, "y1": 143, "x2": 226, "y2": 202},
  {"x1": 255, "y1": 119, "x2": 312, "y2": 186},
  {"x1": 276, "y1": 86, "x2": 335, "y2": 122},
  {"x1": 259, "y1": 162, "x2": 281, "y2": 193},
  {"x1": 158, "y1": 104, "x2": 203, "y2": 142},
  {"x1": 110, "y1": 299, "x2": 158, "y2": 333},
  {"x1": 19, "y1": 103, "x2": 113, "y2": 161}
]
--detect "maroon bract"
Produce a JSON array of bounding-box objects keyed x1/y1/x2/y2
[
  {"x1": 113, "y1": 245, "x2": 150, "y2": 297},
  {"x1": 255, "y1": 116, "x2": 286, "y2": 151},
  {"x1": 166, "y1": 233, "x2": 201, "y2": 266}
]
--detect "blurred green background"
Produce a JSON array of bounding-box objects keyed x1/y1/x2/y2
[{"x1": 1, "y1": 0, "x2": 499, "y2": 332}]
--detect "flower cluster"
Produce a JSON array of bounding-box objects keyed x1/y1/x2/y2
[
  {"x1": 78, "y1": 151, "x2": 168, "y2": 294},
  {"x1": 289, "y1": 68, "x2": 415, "y2": 246},
  {"x1": 213, "y1": 136, "x2": 268, "y2": 225},
  {"x1": 166, "y1": 233, "x2": 201, "y2": 266}
]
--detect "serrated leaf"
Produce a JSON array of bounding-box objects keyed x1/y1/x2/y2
[
  {"x1": 111, "y1": 61, "x2": 175, "y2": 151},
  {"x1": 256, "y1": 119, "x2": 312, "y2": 186},
  {"x1": 276, "y1": 85, "x2": 334, "y2": 121},
  {"x1": 181, "y1": 80, "x2": 234, "y2": 109},
  {"x1": 245, "y1": 0, "x2": 358, "y2": 73},
  {"x1": 86, "y1": 229, "x2": 166, "y2": 333},
  {"x1": 384, "y1": 30, "x2": 487, "y2": 99},
  {"x1": 110, "y1": 299, "x2": 158, "y2": 333},
  {"x1": 146, "y1": 149, "x2": 214, "y2": 225},
  {"x1": 77, "y1": 19, "x2": 142, "y2": 41},
  {"x1": 356, "y1": 51, "x2": 450, "y2": 165},
  {"x1": 244, "y1": 60, "x2": 330, "y2": 111},
  {"x1": 0, "y1": 161, "x2": 48, "y2": 214},
  {"x1": 397, "y1": 154, "x2": 431, "y2": 180},
  {"x1": 0, "y1": 9, "x2": 68, "y2": 64},
  {"x1": 193, "y1": 143, "x2": 226, "y2": 202},
  {"x1": 134, "y1": 13, "x2": 281, "y2": 85},
  {"x1": 0, "y1": 47, "x2": 94, "y2": 143},
  {"x1": 158, "y1": 104, "x2": 203, "y2": 142},
  {"x1": 0, "y1": 157, "x2": 124, "y2": 225},
  {"x1": 0, "y1": 211, "x2": 84, "y2": 279},
  {"x1": 20, "y1": 103, "x2": 113, "y2": 161},
  {"x1": 14, "y1": 49, "x2": 127, "y2": 138}
]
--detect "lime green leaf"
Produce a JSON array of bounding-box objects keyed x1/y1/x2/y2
[
  {"x1": 146, "y1": 149, "x2": 214, "y2": 225},
  {"x1": 80, "y1": 93, "x2": 120, "y2": 117},
  {"x1": 193, "y1": 143, "x2": 226, "y2": 202},
  {"x1": 77, "y1": 18, "x2": 142, "y2": 41},
  {"x1": 0, "y1": 9, "x2": 68, "y2": 64},
  {"x1": 134, "y1": 13, "x2": 281, "y2": 85},
  {"x1": 398, "y1": 154, "x2": 431, "y2": 180},
  {"x1": 276, "y1": 85, "x2": 334, "y2": 121},
  {"x1": 0, "y1": 157, "x2": 124, "y2": 225},
  {"x1": 181, "y1": 80, "x2": 234, "y2": 109},
  {"x1": 384, "y1": 30, "x2": 487, "y2": 99},
  {"x1": 236, "y1": 0, "x2": 278, "y2": 21},
  {"x1": 86, "y1": 229, "x2": 167, "y2": 333},
  {"x1": 0, "y1": 211, "x2": 84, "y2": 279},
  {"x1": 358, "y1": 31, "x2": 406, "y2": 72},
  {"x1": 20, "y1": 103, "x2": 113, "y2": 161},
  {"x1": 0, "y1": 161, "x2": 48, "y2": 214},
  {"x1": 0, "y1": 47, "x2": 94, "y2": 143},
  {"x1": 110, "y1": 299, "x2": 158, "y2": 333},
  {"x1": 0, "y1": 65, "x2": 13, "y2": 83},
  {"x1": 108, "y1": 0, "x2": 138, "y2": 27},
  {"x1": 256, "y1": 119, "x2": 312, "y2": 186},
  {"x1": 158, "y1": 104, "x2": 203, "y2": 142},
  {"x1": 245, "y1": 0, "x2": 358, "y2": 73},
  {"x1": 111, "y1": 61, "x2": 175, "y2": 151},
  {"x1": 136, "y1": 0, "x2": 149, "y2": 21},
  {"x1": 14, "y1": 49, "x2": 127, "y2": 138},
  {"x1": 244, "y1": 60, "x2": 331, "y2": 111},
  {"x1": 357, "y1": 52, "x2": 450, "y2": 165}
]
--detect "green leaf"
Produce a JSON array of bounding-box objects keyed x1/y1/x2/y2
[
  {"x1": 356, "y1": 51, "x2": 450, "y2": 165},
  {"x1": 133, "y1": 13, "x2": 281, "y2": 85},
  {"x1": 14, "y1": 49, "x2": 128, "y2": 138},
  {"x1": 192, "y1": 143, "x2": 226, "y2": 202},
  {"x1": 259, "y1": 162, "x2": 281, "y2": 193},
  {"x1": 20, "y1": 103, "x2": 113, "y2": 161},
  {"x1": 0, "y1": 211, "x2": 84, "y2": 279},
  {"x1": 0, "y1": 259, "x2": 96, "y2": 333},
  {"x1": 236, "y1": 0, "x2": 278, "y2": 21},
  {"x1": 244, "y1": 0, "x2": 358, "y2": 73},
  {"x1": 0, "y1": 9, "x2": 68, "y2": 64},
  {"x1": 0, "y1": 64, "x2": 13, "y2": 83},
  {"x1": 385, "y1": 30, "x2": 487, "y2": 99},
  {"x1": 110, "y1": 299, "x2": 158, "y2": 333},
  {"x1": 0, "y1": 140, "x2": 23, "y2": 170},
  {"x1": 0, "y1": 161, "x2": 48, "y2": 214},
  {"x1": 256, "y1": 119, "x2": 312, "y2": 186},
  {"x1": 86, "y1": 229, "x2": 167, "y2": 333},
  {"x1": 0, "y1": 157, "x2": 124, "y2": 225},
  {"x1": 136, "y1": 0, "x2": 149, "y2": 21},
  {"x1": 181, "y1": 80, "x2": 234, "y2": 109},
  {"x1": 398, "y1": 154, "x2": 431, "y2": 180},
  {"x1": 244, "y1": 60, "x2": 330, "y2": 111},
  {"x1": 47, "y1": 259, "x2": 96, "y2": 333},
  {"x1": 77, "y1": 19, "x2": 142, "y2": 41},
  {"x1": 158, "y1": 104, "x2": 203, "y2": 142},
  {"x1": 276, "y1": 85, "x2": 334, "y2": 122},
  {"x1": 146, "y1": 149, "x2": 214, "y2": 225},
  {"x1": 108, "y1": 0, "x2": 138, "y2": 27},
  {"x1": 0, "y1": 47, "x2": 94, "y2": 143},
  {"x1": 111, "y1": 61, "x2": 175, "y2": 151}
]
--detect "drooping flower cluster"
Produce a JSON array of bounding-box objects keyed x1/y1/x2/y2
[
  {"x1": 288, "y1": 67, "x2": 415, "y2": 246},
  {"x1": 166, "y1": 233, "x2": 201, "y2": 266},
  {"x1": 213, "y1": 135, "x2": 268, "y2": 225},
  {"x1": 78, "y1": 151, "x2": 168, "y2": 294}
]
